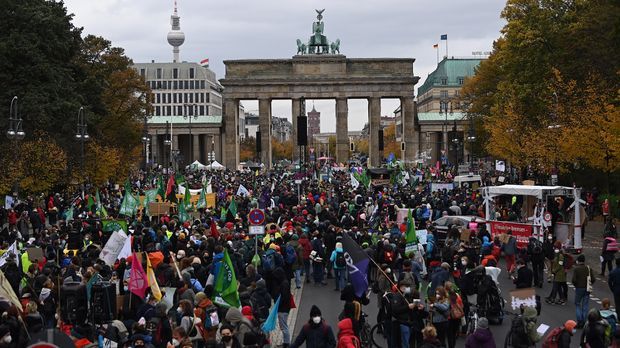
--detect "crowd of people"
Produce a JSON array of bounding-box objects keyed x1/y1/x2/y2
[{"x1": 0, "y1": 164, "x2": 616, "y2": 348}]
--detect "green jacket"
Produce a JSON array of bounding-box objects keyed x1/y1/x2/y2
[
  {"x1": 572, "y1": 264, "x2": 595, "y2": 289},
  {"x1": 552, "y1": 253, "x2": 567, "y2": 283}
]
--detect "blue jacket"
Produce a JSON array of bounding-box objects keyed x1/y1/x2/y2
[
  {"x1": 426, "y1": 234, "x2": 436, "y2": 256},
  {"x1": 330, "y1": 247, "x2": 345, "y2": 270},
  {"x1": 609, "y1": 267, "x2": 620, "y2": 295}
]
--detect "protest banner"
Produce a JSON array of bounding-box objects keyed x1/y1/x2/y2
[
  {"x1": 509, "y1": 288, "x2": 537, "y2": 310},
  {"x1": 100, "y1": 231, "x2": 129, "y2": 266},
  {"x1": 490, "y1": 221, "x2": 533, "y2": 248}
]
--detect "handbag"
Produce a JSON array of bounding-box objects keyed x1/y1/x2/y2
[
  {"x1": 289, "y1": 293, "x2": 296, "y2": 309},
  {"x1": 586, "y1": 266, "x2": 593, "y2": 293}
]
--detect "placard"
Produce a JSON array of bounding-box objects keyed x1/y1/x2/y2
[
  {"x1": 27, "y1": 247, "x2": 45, "y2": 262},
  {"x1": 148, "y1": 202, "x2": 172, "y2": 216},
  {"x1": 490, "y1": 221, "x2": 533, "y2": 248},
  {"x1": 509, "y1": 288, "x2": 537, "y2": 310},
  {"x1": 460, "y1": 229, "x2": 472, "y2": 242},
  {"x1": 100, "y1": 231, "x2": 129, "y2": 266}
]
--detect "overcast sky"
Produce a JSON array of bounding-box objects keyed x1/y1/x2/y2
[{"x1": 63, "y1": 0, "x2": 506, "y2": 132}]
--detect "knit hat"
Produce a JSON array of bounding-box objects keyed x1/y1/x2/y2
[
  {"x1": 564, "y1": 320, "x2": 577, "y2": 331},
  {"x1": 310, "y1": 305, "x2": 322, "y2": 317},
  {"x1": 577, "y1": 255, "x2": 585, "y2": 263},
  {"x1": 291, "y1": 234, "x2": 299, "y2": 241},
  {"x1": 477, "y1": 317, "x2": 489, "y2": 329},
  {"x1": 336, "y1": 242, "x2": 343, "y2": 249}
]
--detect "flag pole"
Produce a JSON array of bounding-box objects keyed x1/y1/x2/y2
[
  {"x1": 436, "y1": 45, "x2": 439, "y2": 64},
  {"x1": 446, "y1": 38, "x2": 449, "y2": 58}
]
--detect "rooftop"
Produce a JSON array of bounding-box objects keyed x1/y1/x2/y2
[{"x1": 417, "y1": 57, "x2": 483, "y2": 96}]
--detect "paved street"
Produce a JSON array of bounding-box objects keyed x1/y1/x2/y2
[{"x1": 293, "y1": 220, "x2": 615, "y2": 348}]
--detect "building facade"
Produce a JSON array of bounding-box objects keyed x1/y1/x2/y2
[
  {"x1": 307, "y1": 105, "x2": 321, "y2": 141},
  {"x1": 132, "y1": 3, "x2": 224, "y2": 168}
]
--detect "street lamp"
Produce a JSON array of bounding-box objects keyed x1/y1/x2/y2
[
  {"x1": 183, "y1": 103, "x2": 197, "y2": 164},
  {"x1": 141, "y1": 118, "x2": 150, "y2": 171},
  {"x1": 466, "y1": 129, "x2": 476, "y2": 172},
  {"x1": 75, "y1": 107, "x2": 89, "y2": 196},
  {"x1": 209, "y1": 136, "x2": 215, "y2": 164},
  {"x1": 439, "y1": 99, "x2": 453, "y2": 164},
  {"x1": 7, "y1": 96, "x2": 25, "y2": 197},
  {"x1": 164, "y1": 121, "x2": 171, "y2": 173}
]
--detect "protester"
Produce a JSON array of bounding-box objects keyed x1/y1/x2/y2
[
  {"x1": 609, "y1": 258, "x2": 620, "y2": 319},
  {"x1": 572, "y1": 254, "x2": 594, "y2": 328},
  {"x1": 546, "y1": 242, "x2": 568, "y2": 305},
  {"x1": 580, "y1": 309, "x2": 610, "y2": 348},
  {"x1": 430, "y1": 286, "x2": 450, "y2": 347},
  {"x1": 464, "y1": 317, "x2": 496, "y2": 348},
  {"x1": 290, "y1": 305, "x2": 337, "y2": 348},
  {"x1": 420, "y1": 325, "x2": 442, "y2": 348},
  {"x1": 601, "y1": 234, "x2": 618, "y2": 276}
]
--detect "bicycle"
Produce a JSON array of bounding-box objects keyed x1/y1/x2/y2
[
  {"x1": 465, "y1": 304, "x2": 479, "y2": 335},
  {"x1": 357, "y1": 312, "x2": 386, "y2": 348}
]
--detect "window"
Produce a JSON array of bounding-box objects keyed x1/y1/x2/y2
[
  {"x1": 173, "y1": 94, "x2": 177, "y2": 103},
  {"x1": 184, "y1": 93, "x2": 188, "y2": 103},
  {"x1": 156, "y1": 94, "x2": 161, "y2": 104},
  {"x1": 140, "y1": 69, "x2": 146, "y2": 78},
  {"x1": 195, "y1": 92, "x2": 199, "y2": 101},
  {"x1": 200, "y1": 93, "x2": 204, "y2": 103},
  {"x1": 168, "y1": 93, "x2": 171, "y2": 103},
  {"x1": 190, "y1": 80, "x2": 194, "y2": 89},
  {"x1": 205, "y1": 93, "x2": 210, "y2": 103},
  {"x1": 454, "y1": 90, "x2": 460, "y2": 96},
  {"x1": 200, "y1": 81, "x2": 205, "y2": 89},
  {"x1": 199, "y1": 105, "x2": 205, "y2": 115},
  {"x1": 184, "y1": 81, "x2": 188, "y2": 89},
  {"x1": 189, "y1": 93, "x2": 193, "y2": 103},
  {"x1": 156, "y1": 68, "x2": 162, "y2": 79},
  {"x1": 156, "y1": 81, "x2": 162, "y2": 89},
  {"x1": 155, "y1": 106, "x2": 161, "y2": 115},
  {"x1": 458, "y1": 77, "x2": 465, "y2": 85},
  {"x1": 162, "y1": 81, "x2": 167, "y2": 90},
  {"x1": 166, "y1": 106, "x2": 171, "y2": 115},
  {"x1": 440, "y1": 77, "x2": 447, "y2": 85},
  {"x1": 173, "y1": 68, "x2": 178, "y2": 79},
  {"x1": 189, "y1": 68, "x2": 195, "y2": 78},
  {"x1": 440, "y1": 90, "x2": 448, "y2": 98},
  {"x1": 173, "y1": 81, "x2": 177, "y2": 89},
  {"x1": 205, "y1": 106, "x2": 209, "y2": 115}
]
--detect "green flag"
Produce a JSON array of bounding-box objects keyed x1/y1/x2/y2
[
  {"x1": 102, "y1": 220, "x2": 128, "y2": 234},
  {"x1": 157, "y1": 175, "x2": 166, "y2": 200},
  {"x1": 120, "y1": 182, "x2": 139, "y2": 217},
  {"x1": 220, "y1": 207, "x2": 228, "y2": 221},
  {"x1": 183, "y1": 187, "x2": 191, "y2": 210},
  {"x1": 196, "y1": 187, "x2": 207, "y2": 210},
  {"x1": 95, "y1": 189, "x2": 108, "y2": 217},
  {"x1": 144, "y1": 189, "x2": 158, "y2": 217},
  {"x1": 86, "y1": 195, "x2": 95, "y2": 213},
  {"x1": 405, "y1": 209, "x2": 418, "y2": 256},
  {"x1": 228, "y1": 197, "x2": 238, "y2": 217},
  {"x1": 65, "y1": 206, "x2": 74, "y2": 222},
  {"x1": 178, "y1": 201, "x2": 190, "y2": 223},
  {"x1": 212, "y1": 249, "x2": 241, "y2": 308}
]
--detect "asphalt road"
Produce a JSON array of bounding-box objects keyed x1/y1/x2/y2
[{"x1": 292, "y1": 221, "x2": 616, "y2": 348}]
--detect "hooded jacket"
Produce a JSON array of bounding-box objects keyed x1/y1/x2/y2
[
  {"x1": 336, "y1": 318, "x2": 359, "y2": 348},
  {"x1": 465, "y1": 328, "x2": 496, "y2": 348},
  {"x1": 250, "y1": 279, "x2": 272, "y2": 320},
  {"x1": 291, "y1": 319, "x2": 337, "y2": 348},
  {"x1": 270, "y1": 268, "x2": 291, "y2": 313},
  {"x1": 224, "y1": 307, "x2": 253, "y2": 345}
]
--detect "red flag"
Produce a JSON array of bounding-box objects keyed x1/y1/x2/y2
[
  {"x1": 165, "y1": 174, "x2": 175, "y2": 198},
  {"x1": 210, "y1": 221, "x2": 220, "y2": 239},
  {"x1": 128, "y1": 252, "x2": 148, "y2": 298}
]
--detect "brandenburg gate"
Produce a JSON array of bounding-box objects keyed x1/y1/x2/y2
[{"x1": 220, "y1": 10, "x2": 420, "y2": 169}]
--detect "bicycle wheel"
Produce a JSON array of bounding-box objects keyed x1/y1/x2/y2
[
  {"x1": 359, "y1": 323, "x2": 371, "y2": 348},
  {"x1": 370, "y1": 323, "x2": 386, "y2": 348}
]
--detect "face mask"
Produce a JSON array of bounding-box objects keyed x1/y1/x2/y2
[
  {"x1": 172, "y1": 338, "x2": 180, "y2": 346},
  {"x1": 436, "y1": 295, "x2": 441, "y2": 300},
  {"x1": 2, "y1": 336, "x2": 11, "y2": 344},
  {"x1": 548, "y1": 236, "x2": 553, "y2": 240},
  {"x1": 554, "y1": 249, "x2": 560, "y2": 253},
  {"x1": 386, "y1": 268, "x2": 391, "y2": 274},
  {"x1": 177, "y1": 307, "x2": 183, "y2": 314},
  {"x1": 461, "y1": 261, "x2": 467, "y2": 266},
  {"x1": 312, "y1": 316, "x2": 321, "y2": 324},
  {"x1": 222, "y1": 336, "x2": 233, "y2": 343},
  {"x1": 404, "y1": 287, "x2": 411, "y2": 294},
  {"x1": 572, "y1": 329, "x2": 576, "y2": 334}
]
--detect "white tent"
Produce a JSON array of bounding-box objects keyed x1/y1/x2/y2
[
  {"x1": 453, "y1": 174, "x2": 482, "y2": 187},
  {"x1": 485, "y1": 184, "x2": 573, "y2": 199},
  {"x1": 187, "y1": 160, "x2": 207, "y2": 170},
  {"x1": 206, "y1": 161, "x2": 225, "y2": 170}
]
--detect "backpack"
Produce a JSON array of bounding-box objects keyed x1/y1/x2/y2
[
  {"x1": 146, "y1": 317, "x2": 163, "y2": 345},
  {"x1": 337, "y1": 333, "x2": 361, "y2": 348},
  {"x1": 563, "y1": 254, "x2": 574, "y2": 270},
  {"x1": 606, "y1": 237, "x2": 619, "y2": 252},
  {"x1": 541, "y1": 327, "x2": 563, "y2": 348},
  {"x1": 335, "y1": 251, "x2": 347, "y2": 268},
  {"x1": 238, "y1": 321, "x2": 269, "y2": 347},
  {"x1": 202, "y1": 304, "x2": 220, "y2": 329},
  {"x1": 285, "y1": 245, "x2": 297, "y2": 264},
  {"x1": 449, "y1": 297, "x2": 465, "y2": 319},
  {"x1": 508, "y1": 317, "x2": 532, "y2": 348},
  {"x1": 530, "y1": 239, "x2": 543, "y2": 255},
  {"x1": 262, "y1": 251, "x2": 276, "y2": 272},
  {"x1": 602, "y1": 313, "x2": 618, "y2": 337}
]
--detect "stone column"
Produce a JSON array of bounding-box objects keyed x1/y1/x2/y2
[
  {"x1": 401, "y1": 97, "x2": 418, "y2": 165},
  {"x1": 368, "y1": 97, "x2": 381, "y2": 167},
  {"x1": 259, "y1": 98, "x2": 272, "y2": 168},
  {"x1": 151, "y1": 134, "x2": 158, "y2": 165},
  {"x1": 223, "y1": 98, "x2": 239, "y2": 170},
  {"x1": 291, "y1": 99, "x2": 301, "y2": 161},
  {"x1": 193, "y1": 134, "x2": 200, "y2": 163},
  {"x1": 336, "y1": 98, "x2": 349, "y2": 165}
]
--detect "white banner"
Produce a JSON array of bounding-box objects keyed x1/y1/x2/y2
[
  {"x1": 4, "y1": 196, "x2": 14, "y2": 210},
  {"x1": 495, "y1": 160, "x2": 506, "y2": 172},
  {"x1": 117, "y1": 235, "x2": 132, "y2": 262},
  {"x1": 178, "y1": 185, "x2": 201, "y2": 196},
  {"x1": 431, "y1": 183, "x2": 454, "y2": 192},
  {"x1": 100, "y1": 231, "x2": 128, "y2": 266},
  {"x1": 0, "y1": 242, "x2": 18, "y2": 268}
]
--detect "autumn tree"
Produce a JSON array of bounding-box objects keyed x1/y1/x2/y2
[
  {"x1": 272, "y1": 138, "x2": 293, "y2": 161},
  {"x1": 239, "y1": 137, "x2": 257, "y2": 162},
  {"x1": 382, "y1": 124, "x2": 400, "y2": 159}
]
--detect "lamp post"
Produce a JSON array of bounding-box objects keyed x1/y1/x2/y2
[
  {"x1": 183, "y1": 103, "x2": 197, "y2": 164},
  {"x1": 439, "y1": 99, "x2": 453, "y2": 164},
  {"x1": 75, "y1": 107, "x2": 89, "y2": 196},
  {"x1": 466, "y1": 129, "x2": 476, "y2": 173},
  {"x1": 141, "y1": 115, "x2": 150, "y2": 171},
  {"x1": 210, "y1": 136, "x2": 215, "y2": 164},
  {"x1": 164, "y1": 121, "x2": 171, "y2": 173},
  {"x1": 7, "y1": 96, "x2": 25, "y2": 197}
]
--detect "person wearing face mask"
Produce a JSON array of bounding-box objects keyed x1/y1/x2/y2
[
  {"x1": 543, "y1": 233, "x2": 556, "y2": 283},
  {"x1": 167, "y1": 327, "x2": 193, "y2": 348},
  {"x1": 290, "y1": 305, "x2": 337, "y2": 348},
  {"x1": 549, "y1": 319, "x2": 577, "y2": 348},
  {"x1": 391, "y1": 279, "x2": 422, "y2": 348},
  {"x1": 546, "y1": 241, "x2": 568, "y2": 305},
  {"x1": 215, "y1": 324, "x2": 241, "y2": 348},
  {"x1": 430, "y1": 286, "x2": 450, "y2": 347}
]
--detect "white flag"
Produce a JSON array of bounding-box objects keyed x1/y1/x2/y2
[
  {"x1": 206, "y1": 179, "x2": 213, "y2": 194},
  {"x1": 0, "y1": 242, "x2": 18, "y2": 268},
  {"x1": 237, "y1": 184, "x2": 250, "y2": 197},
  {"x1": 117, "y1": 235, "x2": 132, "y2": 261},
  {"x1": 350, "y1": 173, "x2": 360, "y2": 189},
  {"x1": 100, "y1": 230, "x2": 129, "y2": 266}
]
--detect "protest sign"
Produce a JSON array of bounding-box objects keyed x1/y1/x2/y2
[
  {"x1": 509, "y1": 288, "x2": 537, "y2": 310},
  {"x1": 100, "y1": 231, "x2": 129, "y2": 266}
]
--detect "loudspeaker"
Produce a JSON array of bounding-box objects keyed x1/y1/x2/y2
[
  {"x1": 255, "y1": 131, "x2": 261, "y2": 154},
  {"x1": 67, "y1": 232, "x2": 82, "y2": 250},
  {"x1": 350, "y1": 143, "x2": 354, "y2": 152},
  {"x1": 401, "y1": 142, "x2": 406, "y2": 152},
  {"x1": 378, "y1": 130, "x2": 384, "y2": 151},
  {"x1": 91, "y1": 282, "x2": 117, "y2": 324},
  {"x1": 60, "y1": 282, "x2": 87, "y2": 324},
  {"x1": 297, "y1": 116, "x2": 308, "y2": 146}
]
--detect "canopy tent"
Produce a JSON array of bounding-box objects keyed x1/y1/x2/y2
[
  {"x1": 187, "y1": 160, "x2": 207, "y2": 170},
  {"x1": 454, "y1": 174, "x2": 482, "y2": 186},
  {"x1": 206, "y1": 161, "x2": 225, "y2": 170},
  {"x1": 485, "y1": 184, "x2": 573, "y2": 199}
]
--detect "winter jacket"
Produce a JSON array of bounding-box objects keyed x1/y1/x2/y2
[
  {"x1": 250, "y1": 280, "x2": 272, "y2": 320},
  {"x1": 503, "y1": 236, "x2": 517, "y2": 256},
  {"x1": 609, "y1": 266, "x2": 620, "y2": 295},
  {"x1": 602, "y1": 237, "x2": 618, "y2": 261},
  {"x1": 464, "y1": 328, "x2": 496, "y2": 348},
  {"x1": 337, "y1": 318, "x2": 360, "y2": 348},
  {"x1": 557, "y1": 330, "x2": 572, "y2": 348},
  {"x1": 330, "y1": 247, "x2": 345, "y2": 270},
  {"x1": 224, "y1": 307, "x2": 254, "y2": 345},
  {"x1": 291, "y1": 320, "x2": 337, "y2": 348},
  {"x1": 515, "y1": 266, "x2": 533, "y2": 289},
  {"x1": 299, "y1": 236, "x2": 313, "y2": 260},
  {"x1": 431, "y1": 299, "x2": 450, "y2": 323},
  {"x1": 271, "y1": 268, "x2": 291, "y2": 313},
  {"x1": 580, "y1": 320, "x2": 608, "y2": 348},
  {"x1": 552, "y1": 253, "x2": 567, "y2": 283},
  {"x1": 571, "y1": 263, "x2": 594, "y2": 289}
]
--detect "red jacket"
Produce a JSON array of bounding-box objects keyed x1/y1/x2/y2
[
  {"x1": 8, "y1": 211, "x2": 17, "y2": 225},
  {"x1": 337, "y1": 318, "x2": 360, "y2": 348},
  {"x1": 299, "y1": 236, "x2": 313, "y2": 260}
]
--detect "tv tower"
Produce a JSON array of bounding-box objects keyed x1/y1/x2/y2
[{"x1": 167, "y1": 0, "x2": 185, "y2": 62}]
